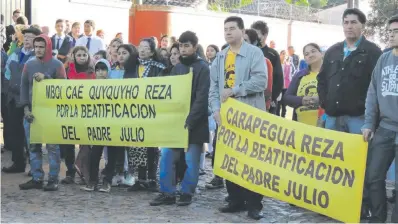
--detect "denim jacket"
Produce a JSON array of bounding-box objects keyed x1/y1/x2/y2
[{"x1": 209, "y1": 41, "x2": 268, "y2": 111}]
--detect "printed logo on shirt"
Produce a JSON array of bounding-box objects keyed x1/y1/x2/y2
[
  {"x1": 297, "y1": 79, "x2": 318, "y2": 112},
  {"x1": 381, "y1": 65, "x2": 398, "y2": 97}
]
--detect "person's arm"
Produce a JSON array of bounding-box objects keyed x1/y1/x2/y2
[
  {"x1": 209, "y1": 56, "x2": 221, "y2": 112},
  {"x1": 284, "y1": 73, "x2": 304, "y2": 108},
  {"x1": 19, "y1": 64, "x2": 30, "y2": 107},
  {"x1": 185, "y1": 65, "x2": 210, "y2": 129},
  {"x1": 7, "y1": 41, "x2": 17, "y2": 55},
  {"x1": 271, "y1": 52, "x2": 283, "y2": 101},
  {"x1": 232, "y1": 49, "x2": 267, "y2": 97},
  {"x1": 317, "y1": 50, "x2": 330, "y2": 109},
  {"x1": 362, "y1": 57, "x2": 382, "y2": 131},
  {"x1": 4, "y1": 53, "x2": 14, "y2": 80},
  {"x1": 55, "y1": 62, "x2": 67, "y2": 79}
]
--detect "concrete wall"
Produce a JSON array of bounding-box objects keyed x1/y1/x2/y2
[
  {"x1": 31, "y1": 0, "x2": 130, "y2": 44},
  {"x1": 168, "y1": 10, "x2": 344, "y2": 57}
]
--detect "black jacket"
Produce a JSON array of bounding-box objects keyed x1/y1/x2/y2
[
  {"x1": 4, "y1": 25, "x2": 15, "y2": 52},
  {"x1": 317, "y1": 37, "x2": 382, "y2": 117},
  {"x1": 171, "y1": 54, "x2": 210, "y2": 144},
  {"x1": 51, "y1": 34, "x2": 73, "y2": 63},
  {"x1": 261, "y1": 45, "x2": 283, "y2": 101}
]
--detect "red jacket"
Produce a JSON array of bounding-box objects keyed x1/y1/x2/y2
[{"x1": 67, "y1": 62, "x2": 95, "y2": 79}]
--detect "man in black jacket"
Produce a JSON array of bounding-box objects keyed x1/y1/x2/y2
[
  {"x1": 317, "y1": 8, "x2": 382, "y2": 219},
  {"x1": 51, "y1": 19, "x2": 73, "y2": 63},
  {"x1": 251, "y1": 20, "x2": 283, "y2": 114},
  {"x1": 149, "y1": 31, "x2": 209, "y2": 207}
]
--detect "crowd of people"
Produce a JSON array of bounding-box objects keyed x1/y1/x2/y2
[{"x1": 0, "y1": 7, "x2": 397, "y2": 222}]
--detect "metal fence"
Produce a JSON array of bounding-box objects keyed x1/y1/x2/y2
[{"x1": 1, "y1": 0, "x2": 25, "y2": 26}]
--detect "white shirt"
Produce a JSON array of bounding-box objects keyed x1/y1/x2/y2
[{"x1": 75, "y1": 35, "x2": 106, "y2": 55}]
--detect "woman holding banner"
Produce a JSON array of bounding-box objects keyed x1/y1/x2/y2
[
  {"x1": 127, "y1": 38, "x2": 165, "y2": 192},
  {"x1": 61, "y1": 46, "x2": 95, "y2": 185},
  {"x1": 284, "y1": 43, "x2": 323, "y2": 126}
]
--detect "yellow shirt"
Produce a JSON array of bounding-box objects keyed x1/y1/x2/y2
[
  {"x1": 138, "y1": 65, "x2": 145, "y2": 78},
  {"x1": 224, "y1": 50, "x2": 236, "y2": 88},
  {"x1": 296, "y1": 72, "x2": 319, "y2": 126}
]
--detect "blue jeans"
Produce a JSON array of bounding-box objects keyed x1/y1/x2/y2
[
  {"x1": 159, "y1": 144, "x2": 202, "y2": 195},
  {"x1": 325, "y1": 115, "x2": 364, "y2": 134},
  {"x1": 25, "y1": 121, "x2": 61, "y2": 181}
]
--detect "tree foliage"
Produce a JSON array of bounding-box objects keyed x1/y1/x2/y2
[
  {"x1": 365, "y1": 0, "x2": 398, "y2": 44},
  {"x1": 285, "y1": 0, "x2": 328, "y2": 8}
]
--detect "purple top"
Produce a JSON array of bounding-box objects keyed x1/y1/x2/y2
[{"x1": 283, "y1": 68, "x2": 310, "y2": 109}]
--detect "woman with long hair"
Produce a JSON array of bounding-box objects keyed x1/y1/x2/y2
[
  {"x1": 107, "y1": 38, "x2": 123, "y2": 66},
  {"x1": 128, "y1": 38, "x2": 165, "y2": 192},
  {"x1": 61, "y1": 46, "x2": 95, "y2": 185},
  {"x1": 284, "y1": 43, "x2": 323, "y2": 126},
  {"x1": 206, "y1": 44, "x2": 219, "y2": 64},
  {"x1": 159, "y1": 34, "x2": 169, "y2": 49}
]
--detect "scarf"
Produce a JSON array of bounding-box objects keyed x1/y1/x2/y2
[
  {"x1": 138, "y1": 58, "x2": 165, "y2": 78},
  {"x1": 179, "y1": 53, "x2": 199, "y2": 66}
]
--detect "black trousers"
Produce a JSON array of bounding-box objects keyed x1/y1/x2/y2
[
  {"x1": 90, "y1": 146, "x2": 125, "y2": 183},
  {"x1": 8, "y1": 99, "x2": 26, "y2": 166},
  {"x1": 364, "y1": 127, "x2": 398, "y2": 223},
  {"x1": 60, "y1": 144, "x2": 76, "y2": 177},
  {"x1": 175, "y1": 150, "x2": 186, "y2": 182},
  {"x1": 146, "y1": 147, "x2": 159, "y2": 181},
  {"x1": 1, "y1": 93, "x2": 11, "y2": 149},
  {"x1": 276, "y1": 89, "x2": 287, "y2": 118},
  {"x1": 226, "y1": 180, "x2": 263, "y2": 211}
]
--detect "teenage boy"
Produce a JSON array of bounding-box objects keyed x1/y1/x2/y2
[
  {"x1": 51, "y1": 19, "x2": 73, "y2": 63},
  {"x1": 150, "y1": 31, "x2": 210, "y2": 206},
  {"x1": 75, "y1": 20, "x2": 105, "y2": 55},
  {"x1": 19, "y1": 34, "x2": 66, "y2": 191}
]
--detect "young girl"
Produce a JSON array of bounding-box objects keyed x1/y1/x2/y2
[
  {"x1": 107, "y1": 38, "x2": 123, "y2": 66},
  {"x1": 61, "y1": 46, "x2": 95, "y2": 185},
  {"x1": 81, "y1": 59, "x2": 114, "y2": 192},
  {"x1": 206, "y1": 44, "x2": 219, "y2": 65}
]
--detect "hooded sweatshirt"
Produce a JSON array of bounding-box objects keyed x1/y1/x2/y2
[
  {"x1": 94, "y1": 59, "x2": 111, "y2": 78},
  {"x1": 20, "y1": 34, "x2": 66, "y2": 108},
  {"x1": 363, "y1": 50, "x2": 398, "y2": 132}
]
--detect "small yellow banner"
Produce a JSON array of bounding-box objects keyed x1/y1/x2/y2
[
  {"x1": 214, "y1": 99, "x2": 368, "y2": 223},
  {"x1": 30, "y1": 74, "x2": 192, "y2": 148}
]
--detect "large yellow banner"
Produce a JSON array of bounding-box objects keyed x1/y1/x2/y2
[
  {"x1": 214, "y1": 99, "x2": 368, "y2": 223},
  {"x1": 31, "y1": 74, "x2": 192, "y2": 148}
]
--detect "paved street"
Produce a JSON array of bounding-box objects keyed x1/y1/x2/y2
[{"x1": 0, "y1": 120, "x2": 395, "y2": 223}]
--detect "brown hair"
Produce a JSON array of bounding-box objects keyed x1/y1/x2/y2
[
  {"x1": 71, "y1": 46, "x2": 94, "y2": 74},
  {"x1": 72, "y1": 22, "x2": 80, "y2": 28},
  {"x1": 55, "y1": 19, "x2": 65, "y2": 25},
  {"x1": 16, "y1": 15, "x2": 28, "y2": 25}
]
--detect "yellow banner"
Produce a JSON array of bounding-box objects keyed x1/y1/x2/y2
[
  {"x1": 31, "y1": 74, "x2": 192, "y2": 148},
  {"x1": 214, "y1": 99, "x2": 367, "y2": 223}
]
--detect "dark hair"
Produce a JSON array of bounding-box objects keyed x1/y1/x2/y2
[
  {"x1": 221, "y1": 43, "x2": 229, "y2": 50},
  {"x1": 84, "y1": 20, "x2": 96, "y2": 30},
  {"x1": 245, "y1": 29, "x2": 260, "y2": 45},
  {"x1": 303, "y1": 43, "x2": 321, "y2": 71},
  {"x1": 95, "y1": 61, "x2": 108, "y2": 71},
  {"x1": 207, "y1": 44, "x2": 219, "y2": 54},
  {"x1": 195, "y1": 44, "x2": 205, "y2": 59},
  {"x1": 71, "y1": 46, "x2": 94, "y2": 74},
  {"x1": 179, "y1": 31, "x2": 199, "y2": 47},
  {"x1": 1, "y1": 14, "x2": 4, "y2": 24},
  {"x1": 55, "y1": 19, "x2": 65, "y2": 25},
  {"x1": 150, "y1": 36, "x2": 158, "y2": 49},
  {"x1": 13, "y1": 9, "x2": 21, "y2": 16},
  {"x1": 303, "y1": 43, "x2": 321, "y2": 55},
  {"x1": 342, "y1": 8, "x2": 366, "y2": 24},
  {"x1": 140, "y1": 38, "x2": 162, "y2": 61},
  {"x1": 170, "y1": 42, "x2": 179, "y2": 52},
  {"x1": 388, "y1": 14, "x2": 398, "y2": 25},
  {"x1": 94, "y1": 50, "x2": 107, "y2": 59},
  {"x1": 117, "y1": 44, "x2": 139, "y2": 78},
  {"x1": 72, "y1": 22, "x2": 80, "y2": 28},
  {"x1": 16, "y1": 16, "x2": 28, "y2": 25},
  {"x1": 224, "y1": 16, "x2": 244, "y2": 30},
  {"x1": 251, "y1": 21, "x2": 268, "y2": 35},
  {"x1": 160, "y1": 34, "x2": 168, "y2": 46}
]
